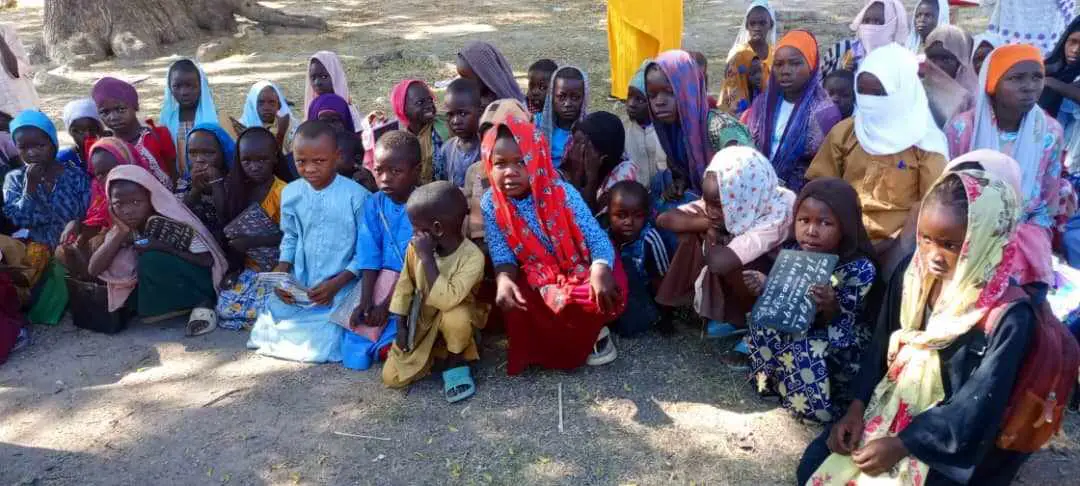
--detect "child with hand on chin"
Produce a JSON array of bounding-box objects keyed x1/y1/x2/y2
[{"x1": 382, "y1": 182, "x2": 487, "y2": 403}]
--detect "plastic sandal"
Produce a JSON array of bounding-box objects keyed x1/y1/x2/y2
[
  {"x1": 442, "y1": 366, "x2": 476, "y2": 403},
  {"x1": 706, "y1": 321, "x2": 746, "y2": 339},
  {"x1": 186, "y1": 307, "x2": 217, "y2": 337},
  {"x1": 587, "y1": 327, "x2": 618, "y2": 366}
]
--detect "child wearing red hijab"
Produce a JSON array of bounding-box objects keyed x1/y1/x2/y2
[
  {"x1": 481, "y1": 112, "x2": 628, "y2": 374},
  {"x1": 390, "y1": 79, "x2": 449, "y2": 184}
]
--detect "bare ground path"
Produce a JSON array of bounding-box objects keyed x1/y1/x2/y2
[{"x1": 2, "y1": 0, "x2": 1078, "y2": 484}]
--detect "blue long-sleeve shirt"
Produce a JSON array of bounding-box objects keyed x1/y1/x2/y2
[
  {"x1": 278, "y1": 175, "x2": 370, "y2": 286},
  {"x1": 2, "y1": 162, "x2": 90, "y2": 247},
  {"x1": 481, "y1": 179, "x2": 614, "y2": 268}
]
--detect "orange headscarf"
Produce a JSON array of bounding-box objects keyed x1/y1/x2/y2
[
  {"x1": 775, "y1": 30, "x2": 819, "y2": 69},
  {"x1": 985, "y1": 44, "x2": 1043, "y2": 95}
]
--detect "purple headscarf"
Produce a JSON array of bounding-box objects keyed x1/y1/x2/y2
[
  {"x1": 745, "y1": 30, "x2": 841, "y2": 192},
  {"x1": 649, "y1": 50, "x2": 713, "y2": 192},
  {"x1": 458, "y1": 41, "x2": 525, "y2": 103},
  {"x1": 92, "y1": 77, "x2": 139, "y2": 109},
  {"x1": 307, "y1": 93, "x2": 356, "y2": 133}
]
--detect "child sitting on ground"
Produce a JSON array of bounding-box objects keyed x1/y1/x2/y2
[
  {"x1": 536, "y1": 66, "x2": 588, "y2": 168},
  {"x1": 605, "y1": 181, "x2": 670, "y2": 337},
  {"x1": 390, "y1": 80, "x2": 447, "y2": 184},
  {"x1": 91, "y1": 77, "x2": 176, "y2": 189},
  {"x1": 743, "y1": 177, "x2": 878, "y2": 423},
  {"x1": 305, "y1": 51, "x2": 362, "y2": 132},
  {"x1": 215, "y1": 127, "x2": 288, "y2": 330},
  {"x1": 623, "y1": 62, "x2": 668, "y2": 189},
  {"x1": 57, "y1": 137, "x2": 157, "y2": 281},
  {"x1": 439, "y1": 78, "x2": 483, "y2": 188},
  {"x1": 484, "y1": 113, "x2": 627, "y2": 374},
  {"x1": 342, "y1": 130, "x2": 422, "y2": 369},
  {"x1": 382, "y1": 181, "x2": 486, "y2": 402},
  {"x1": 86, "y1": 165, "x2": 227, "y2": 336},
  {"x1": 58, "y1": 99, "x2": 104, "y2": 171},
  {"x1": 526, "y1": 59, "x2": 558, "y2": 115},
  {"x1": 247, "y1": 121, "x2": 371, "y2": 362},
  {"x1": 181, "y1": 124, "x2": 235, "y2": 239},
  {"x1": 655, "y1": 146, "x2": 794, "y2": 363},
  {"x1": 823, "y1": 69, "x2": 855, "y2": 119},
  {"x1": 461, "y1": 99, "x2": 532, "y2": 246}
]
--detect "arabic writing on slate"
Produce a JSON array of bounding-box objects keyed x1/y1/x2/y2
[{"x1": 750, "y1": 249, "x2": 838, "y2": 334}]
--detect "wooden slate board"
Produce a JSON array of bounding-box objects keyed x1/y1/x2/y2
[{"x1": 750, "y1": 249, "x2": 838, "y2": 334}]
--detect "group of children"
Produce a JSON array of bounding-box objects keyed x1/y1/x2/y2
[{"x1": 3, "y1": 0, "x2": 1080, "y2": 483}]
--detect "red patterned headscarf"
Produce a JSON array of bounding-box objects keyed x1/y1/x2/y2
[
  {"x1": 83, "y1": 137, "x2": 153, "y2": 229},
  {"x1": 481, "y1": 113, "x2": 591, "y2": 312}
]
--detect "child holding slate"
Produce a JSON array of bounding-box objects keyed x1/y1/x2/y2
[
  {"x1": 743, "y1": 177, "x2": 877, "y2": 423},
  {"x1": 381, "y1": 182, "x2": 486, "y2": 403},
  {"x1": 655, "y1": 146, "x2": 794, "y2": 354}
]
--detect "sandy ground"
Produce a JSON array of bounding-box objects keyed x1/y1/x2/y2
[{"x1": 2, "y1": 0, "x2": 1079, "y2": 484}]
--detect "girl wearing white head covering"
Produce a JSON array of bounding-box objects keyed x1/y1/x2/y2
[
  {"x1": 806, "y1": 43, "x2": 949, "y2": 243},
  {"x1": 236, "y1": 80, "x2": 296, "y2": 152},
  {"x1": 854, "y1": 43, "x2": 948, "y2": 157},
  {"x1": 58, "y1": 98, "x2": 103, "y2": 170},
  {"x1": 719, "y1": 1, "x2": 777, "y2": 115},
  {"x1": 61, "y1": 98, "x2": 101, "y2": 134},
  {"x1": 904, "y1": 0, "x2": 950, "y2": 52}
]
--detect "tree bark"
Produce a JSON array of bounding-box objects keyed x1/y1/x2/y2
[{"x1": 43, "y1": 0, "x2": 326, "y2": 63}]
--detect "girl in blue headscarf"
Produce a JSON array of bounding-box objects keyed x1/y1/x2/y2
[
  {"x1": 160, "y1": 59, "x2": 235, "y2": 186},
  {"x1": 181, "y1": 123, "x2": 236, "y2": 239},
  {"x1": 3, "y1": 110, "x2": 91, "y2": 285},
  {"x1": 235, "y1": 80, "x2": 296, "y2": 153}
]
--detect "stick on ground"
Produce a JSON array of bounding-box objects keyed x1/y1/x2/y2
[
  {"x1": 558, "y1": 383, "x2": 564, "y2": 434},
  {"x1": 201, "y1": 387, "x2": 250, "y2": 407},
  {"x1": 333, "y1": 431, "x2": 392, "y2": 441}
]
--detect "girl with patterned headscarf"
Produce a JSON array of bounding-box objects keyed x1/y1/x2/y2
[
  {"x1": 801, "y1": 169, "x2": 1036, "y2": 486},
  {"x1": 656, "y1": 146, "x2": 794, "y2": 346},
  {"x1": 646, "y1": 50, "x2": 752, "y2": 193}
]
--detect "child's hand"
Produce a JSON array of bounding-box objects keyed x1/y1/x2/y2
[
  {"x1": 394, "y1": 314, "x2": 411, "y2": 353},
  {"x1": 494, "y1": 273, "x2": 527, "y2": 311},
  {"x1": 808, "y1": 283, "x2": 838, "y2": 319},
  {"x1": 589, "y1": 264, "x2": 619, "y2": 314},
  {"x1": 365, "y1": 302, "x2": 390, "y2": 328},
  {"x1": 274, "y1": 287, "x2": 296, "y2": 305},
  {"x1": 412, "y1": 232, "x2": 437, "y2": 258},
  {"x1": 60, "y1": 220, "x2": 82, "y2": 246},
  {"x1": 309, "y1": 274, "x2": 349, "y2": 306},
  {"x1": 742, "y1": 270, "x2": 767, "y2": 296}
]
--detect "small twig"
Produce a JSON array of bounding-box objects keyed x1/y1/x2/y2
[
  {"x1": 333, "y1": 431, "x2": 392, "y2": 441},
  {"x1": 558, "y1": 383, "x2": 565, "y2": 434},
  {"x1": 201, "y1": 387, "x2": 249, "y2": 407}
]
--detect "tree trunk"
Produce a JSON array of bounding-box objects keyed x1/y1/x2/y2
[{"x1": 43, "y1": 0, "x2": 326, "y2": 63}]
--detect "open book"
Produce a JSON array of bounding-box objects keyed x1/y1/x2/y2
[{"x1": 255, "y1": 272, "x2": 316, "y2": 308}]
